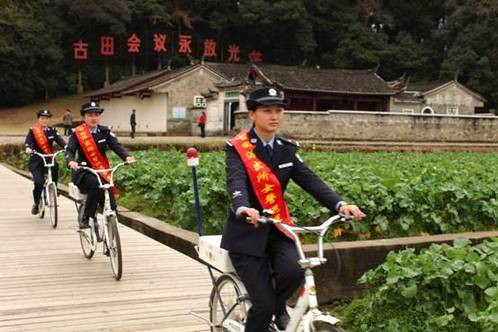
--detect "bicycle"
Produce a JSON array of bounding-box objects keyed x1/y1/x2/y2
[
  {"x1": 198, "y1": 213, "x2": 351, "y2": 332},
  {"x1": 32, "y1": 150, "x2": 65, "y2": 228},
  {"x1": 68, "y1": 161, "x2": 133, "y2": 280}
]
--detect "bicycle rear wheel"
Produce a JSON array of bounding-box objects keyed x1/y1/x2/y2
[
  {"x1": 78, "y1": 203, "x2": 94, "y2": 259},
  {"x1": 106, "y1": 216, "x2": 122, "y2": 280},
  {"x1": 38, "y1": 188, "x2": 46, "y2": 219},
  {"x1": 209, "y1": 274, "x2": 249, "y2": 332},
  {"x1": 48, "y1": 183, "x2": 58, "y2": 228}
]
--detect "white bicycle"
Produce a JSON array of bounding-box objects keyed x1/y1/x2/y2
[
  {"x1": 32, "y1": 150, "x2": 65, "y2": 228},
  {"x1": 69, "y1": 161, "x2": 133, "y2": 280},
  {"x1": 198, "y1": 213, "x2": 350, "y2": 332}
]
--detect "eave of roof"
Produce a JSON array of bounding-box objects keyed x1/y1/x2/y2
[{"x1": 85, "y1": 68, "x2": 172, "y2": 97}]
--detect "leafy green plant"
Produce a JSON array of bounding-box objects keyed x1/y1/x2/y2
[{"x1": 342, "y1": 238, "x2": 498, "y2": 331}]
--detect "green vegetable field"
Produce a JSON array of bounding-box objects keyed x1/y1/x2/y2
[
  {"x1": 66, "y1": 149, "x2": 498, "y2": 240},
  {"x1": 13, "y1": 148, "x2": 498, "y2": 240}
]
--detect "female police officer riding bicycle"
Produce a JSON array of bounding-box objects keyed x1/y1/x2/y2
[
  {"x1": 66, "y1": 102, "x2": 134, "y2": 229},
  {"x1": 221, "y1": 86, "x2": 365, "y2": 332},
  {"x1": 24, "y1": 109, "x2": 66, "y2": 215}
]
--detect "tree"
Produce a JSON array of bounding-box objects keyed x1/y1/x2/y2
[
  {"x1": 332, "y1": 22, "x2": 390, "y2": 69},
  {"x1": 437, "y1": 2, "x2": 498, "y2": 107}
]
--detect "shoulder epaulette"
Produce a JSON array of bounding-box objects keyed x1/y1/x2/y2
[
  {"x1": 278, "y1": 137, "x2": 300, "y2": 147},
  {"x1": 226, "y1": 140, "x2": 233, "y2": 147}
]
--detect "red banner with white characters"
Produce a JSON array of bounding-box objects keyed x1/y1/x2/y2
[
  {"x1": 74, "y1": 124, "x2": 119, "y2": 197},
  {"x1": 32, "y1": 126, "x2": 53, "y2": 155}
]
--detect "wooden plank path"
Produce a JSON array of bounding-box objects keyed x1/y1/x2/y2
[{"x1": 0, "y1": 165, "x2": 212, "y2": 331}]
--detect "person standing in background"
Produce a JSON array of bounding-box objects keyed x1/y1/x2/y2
[
  {"x1": 62, "y1": 109, "x2": 73, "y2": 136},
  {"x1": 198, "y1": 111, "x2": 206, "y2": 138},
  {"x1": 130, "y1": 109, "x2": 136, "y2": 139}
]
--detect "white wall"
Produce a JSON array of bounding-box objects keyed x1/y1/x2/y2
[
  {"x1": 424, "y1": 82, "x2": 484, "y2": 115},
  {"x1": 99, "y1": 94, "x2": 168, "y2": 133},
  {"x1": 206, "y1": 96, "x2": 223, "y2": 132}
]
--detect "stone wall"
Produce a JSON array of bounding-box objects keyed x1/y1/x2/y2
[{"x1": 235, "y1": 110, "x2": 498, "y2": 142}]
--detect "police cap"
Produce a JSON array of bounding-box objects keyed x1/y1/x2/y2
[
  {"x1": 80, "y1": 101, "x2": 104, "y2": 116},
  {"x1": 246, "y1": 86, "x2": 289, "y2": 111},
  {"x1": 36, "y1": 109, "x2": 52, "y2": 118}
]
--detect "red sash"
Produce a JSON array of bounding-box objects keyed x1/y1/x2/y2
[
  {"x1": 74, "y1": 124, "x2": 119, "y2": 197},
  {"x1": 32, "y1": 126, "x2": 53, "y2": 155},
  {"x1": 230, "y1": 129, "x2": 295, "y2": 240}
]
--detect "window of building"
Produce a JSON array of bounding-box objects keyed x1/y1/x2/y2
[
  {"x1": 446, "y1": 106, "x2": 458, "y2": 115},
  {"x1": 172, "y1": 106, "x2": 187, "y2": 119},
  {"x1": 422, "y1": 107, "x2": 434, "y2": 114}
]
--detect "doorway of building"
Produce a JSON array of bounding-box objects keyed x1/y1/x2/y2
[{"x1": 223, "y1": 100, "x2": 239, "y2": 134}]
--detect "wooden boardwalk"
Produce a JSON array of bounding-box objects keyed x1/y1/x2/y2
[{"x1": 0, "y1": 165, "x2": 212, "y2": 331}]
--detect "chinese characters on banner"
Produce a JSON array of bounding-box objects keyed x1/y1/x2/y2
[
  {"x1": 203, "y1": 39, "x2": 216, "y2": 58},
  {"x1": 100, "y1": 36, "x2": 114, "y2": 56},
  {"x1": 127, "y1": 33, "x2": 141, "y2": 53},
  {"x1": 178, "y1": 35, "x2": 192, "y2": 54},
  {"x1": 73, "y1": 33, "x2": 263, "y2": 63},
  {"x1": 227, "y1": 44, "x2": 240, "y2": 62},
  {"x1": 73, "y1": 40, "x2": 88, "y2": 60},
  {"x1": 153, "y1": 34, "x2": 167, "y2": 52}
]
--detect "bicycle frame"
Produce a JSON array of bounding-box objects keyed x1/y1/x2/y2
[
  {"x1": 79, "y1": 162, "x2": 129, "y2": 246},
  {"x1": 208, "y1": 214, "x2": 350, "y2": 332},
  {"x1": 262, "y1": 215, "x2": 346, "y2": 332}
]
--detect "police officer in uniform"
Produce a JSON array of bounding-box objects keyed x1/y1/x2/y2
[
  {"x1": 24, "y1": 109, "x2": 66, "y2": 214},
  {"x1": 66, "y1": 102, "x2": 134, "y2": 228},
  {"x1": 221, "y1": 86, "x2": 365, "y2": 331}
]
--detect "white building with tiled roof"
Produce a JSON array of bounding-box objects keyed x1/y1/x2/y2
[{"x1": 390, "y1": 79, "x2": 488, "y2": 115}]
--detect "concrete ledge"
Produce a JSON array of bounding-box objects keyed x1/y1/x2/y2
[{"x1": 4, "y1": 162, "x2": 497, "y2": 302}]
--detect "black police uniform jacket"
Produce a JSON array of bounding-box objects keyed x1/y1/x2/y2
[
  {"x1": 221, "y1": 128, "x2": 343, "y2": 257},
  {"x1": 23, "y1": 127, "x2": 66, "y2": 171},
  {"x1": 65, "y1": 125, "x2": 129, "y2": 186}
]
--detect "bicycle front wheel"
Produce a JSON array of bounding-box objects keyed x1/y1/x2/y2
[
  {"x1": 106, "y1": 216, "x2": 122, "y2": 280},
  {"x1": 38, "y1": 188, "x2": 46, "y2": 219},
  {"x1": 209, "y1": 274, "x2": 249, "y2": 332},
  {"x1": 48, "y1": 183, "x2": 58, "y2": 228},
  {"x1": 78, "y1": 203, "x2": 94, "y2": 259}
]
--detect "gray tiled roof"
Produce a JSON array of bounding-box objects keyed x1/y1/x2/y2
[
  {"x1": 85, "y1": 68, "x2": 171, "y2": 97},
  {"x1": 254, "y1": 64, "x2": 395, "y2": 95},
  {"x1": 86, "y1": 61, "x2": 395, "y2": 97}
]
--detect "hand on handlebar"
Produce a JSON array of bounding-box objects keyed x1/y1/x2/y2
[
  {"x1": 125, "y1": 156, "x2": 135, "y2": 164},
  {"x1": 338, "y1": 204, "x2": 366, "y2": 220},
  {"x1": 239, "y1": 207, "x2": 261, "y2": 227},
  {"x1": 68, "y1": 161, "x2": 79, "y2": 170},
  {"x1": 25, "y1": 147, "x2": 33, "y2": 155}
]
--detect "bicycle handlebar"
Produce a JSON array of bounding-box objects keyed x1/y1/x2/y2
[
  {"x1": 32, "y1": 150, "x2": 65, "y2": 168},
  {"x1": 79, "y1": 160, "x2": 135, "y2": 189},
  {"x1": 246, "y1": 213, "x2": 354, "y2": 267}
]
